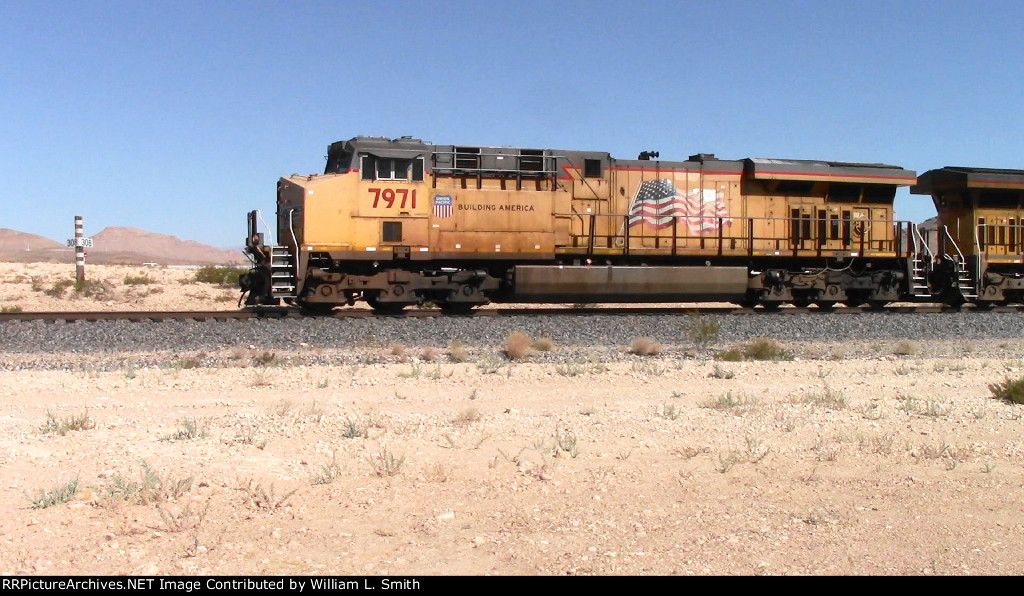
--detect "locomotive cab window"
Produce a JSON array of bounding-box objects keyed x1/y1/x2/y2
[
  {"x1": 863, "y1": 185, "x2": 896, "y2": 203},
  {"x1": 828, "y1": 183, "x2": 861, "y2": 203},
  {"x1": 382, "y1": 221, "x2": 402, "y2": 243},
  {"x1": 361, "y1": 155, "x2": 424, "y2": 182},
  {"x1": 774, "y1": 181, "x2": 815, "y2": 196},
  {"x1": 377, "y1": 158, "x2": 410, "y2": 180},
  {"x1": 325, "y1": 146, "x2": 354, "y2": 173}
]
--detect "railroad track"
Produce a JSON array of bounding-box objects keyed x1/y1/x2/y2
[{"x1": 0, "y1": 304, "x2": 1018, "y2": 323}]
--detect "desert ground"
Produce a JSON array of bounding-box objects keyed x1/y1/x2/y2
[
  {"x1": 0, "y1": 262, "x2": 244, "y2": 312},
  {"x1": 1, "y1": 263, "x2": 1023, "y2": 576}
]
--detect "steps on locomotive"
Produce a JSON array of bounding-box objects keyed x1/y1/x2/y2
[
  {"x1": 269, "y1": 246, "x2": 297, "y2": 298},
  {"x1": 910, "y1": 257, "x2": 931, "y2": 297},
  {"x1": 953, "y1": 254, "x2": 978, "y2": 299}
]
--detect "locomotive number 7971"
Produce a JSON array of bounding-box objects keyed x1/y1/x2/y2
[{"x1": 369, "y1": 188, "x2": 417, "y2": 209}]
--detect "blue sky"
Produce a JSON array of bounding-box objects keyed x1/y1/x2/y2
[{"x1": 2, "y1": 0, "x2": 1022, "y2": 248}]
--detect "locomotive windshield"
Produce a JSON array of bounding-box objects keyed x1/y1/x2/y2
[{"x1": 325, "y1": 145, "x2": 354, "y2": 174}]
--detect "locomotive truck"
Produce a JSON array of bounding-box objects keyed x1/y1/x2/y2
[{"x1": 239, "y1": 136, "x2": 1024, "y2": 312}]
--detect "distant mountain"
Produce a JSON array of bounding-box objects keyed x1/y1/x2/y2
[
  {"x1": 917, "y1": 217, "x2": 939, "y2": 232},
  {"x1": 0, "y1": 228, "x2": 64, "y2": 252},
  {"x1": 91, "y1": 227, "x2": 247, "y2": 265},
  {"x1": 0, "y1": 227, "x2": 247, "y2": 266}
]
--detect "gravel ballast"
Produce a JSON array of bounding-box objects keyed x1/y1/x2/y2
[{"x1": 1, "y1": 311, "x2": 1021, "y2": 355}]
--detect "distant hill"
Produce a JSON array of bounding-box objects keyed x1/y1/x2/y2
[
  {"x1": 91, "y1": 227, "x2": 247, "y2": 265},
  {"x1": 0, "y1": 227, "x2": 247, "y2": 266},
  {"x1": 0, "y1": 229, "x2": 64, "y2": 252}
]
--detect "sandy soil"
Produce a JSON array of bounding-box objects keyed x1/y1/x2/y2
[
  {"x1": 1, "y1": 263, "x2": 1023, "y2": 576},
  {"x1": 0, "y1": 262, "x2": 242, "y2": 312}
]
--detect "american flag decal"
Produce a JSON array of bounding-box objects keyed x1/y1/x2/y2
[
  {"x1": 433, "y1": 194, "x2": 453, "y2": 219},
  {"x1": 626, "y1": 179, "x2": 732, "y2": 236}
]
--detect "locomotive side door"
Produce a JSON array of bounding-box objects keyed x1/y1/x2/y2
[
  {"x1": 788, "y1": 201, "x2": 817, "y2": 253},
  {"x1": 818, "y1": 206, "x2": 845, "y2": 253},
  {"x1": 567, "y1": 155, "x2": 611, "y2": 250},
  {"x1": 851, "y1": 207, "x2": 871, "y2": 254}
]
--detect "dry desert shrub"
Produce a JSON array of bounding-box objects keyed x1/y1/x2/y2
[
  {"x1": 452, "y1": 407, "x2": 482, "y2": 426},
  {"x1": 688, "y1": 315, "x2": 720, "y2": 350},
  {"x1": 160, "y1": 418, "x2": 208, "y2": 442},
  {"x1": 367, "y1": 447, "x2": 406, "y2": 477},
  {"x1": 532, "y1": 337, "x2": 555, "y2": 352},
  {"x1": 194, "y1": 265, "x2": 245, "y2": 287},
  {"x1": 990, "y1": 375, "x2": 1024, "y2": 405},
  {"x1": 101, "y1": 461, "x2": 194, "y2": 506},
  {"x1": 28, "y1": 477, "x2": 80, "y2": 509},
  {"x1": 42, "y1": 278, "x2": 115, "y2": 300},
  {"x1": 41, "y1": 410, "x2": 95, "y2": 435},
  {"x1": 447, "y1": 340, "x2": 470, "y2": 363},
  {"x1": 123, "y1": 274, "x2": 155, "y2": 285},
  {"x1": 504, "y1": 331, "x2": 533, "y2": 360},
  {"x1": 742, "y1": 338, "x2": 791, "y2": 361},
  {"x1": 629, "y1": 336, "x2": 663, "y2": 356}
]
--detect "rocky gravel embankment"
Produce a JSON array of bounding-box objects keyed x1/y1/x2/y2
[{"x1": 2, "y1": 311, "x2": 1023, "y2": 368}]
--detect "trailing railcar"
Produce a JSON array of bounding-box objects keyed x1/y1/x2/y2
[
  {"x1": 240, "y1": 136, "x2": 947, "y2": 312},
  {"x1": 912, "y1": 167, "x2": 1024, "y2": 306}
]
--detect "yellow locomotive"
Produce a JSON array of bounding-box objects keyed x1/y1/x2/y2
[
  {"x1": 240, "y1": 136, "x2": 1005, "y2": 311},
  {"x1": 912, "y1": 167, "x2": 1024, "y2": 305}
]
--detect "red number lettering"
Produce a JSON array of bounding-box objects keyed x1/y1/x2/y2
[{"x1": 369, "y1": 187, "x2": 417, "y2": 209}]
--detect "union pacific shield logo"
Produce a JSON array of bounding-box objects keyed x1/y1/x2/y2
[{"x1": 433, "y1": 195, "x2": 453, "y2": 219}]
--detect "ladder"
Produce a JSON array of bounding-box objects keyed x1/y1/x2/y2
[
  {"x1": 953, "y1": 254, "x2": 977, "y2": 299},
  {"x1": 941, "y1": 226, "x2": 977, "y2": 299},
  {"x1": 909, "y1": 223, "x2": 933, "y2": 297},
  {"x1": 910, "y1": 256, "x2": 930, "y2": 297},
  {"x1": 269, "y1": 246, "x2": 297, "y2": 298}
]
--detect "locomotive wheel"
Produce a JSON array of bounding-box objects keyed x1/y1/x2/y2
[
  {"x1": 439, "y1": 302, "x2": 474, "y2": 315},
  {"x1": 366, "y1": 296, "x2": 406, "y2": 314},
  {"x1": 843, "y1": 291, "x2": 867, "y2": 308},
  {"x1": 815, "y1": 301, "x2": 836, "y2": 311},
  {"x1": 299, "y1": 302, "x2": 336, "y2": 315},
  {"x1": 866, "y1": 300, "x2": 890, "y2": 310},
  {"x1": 736, "y1": 291, "x2": 761, "y2": 309}
]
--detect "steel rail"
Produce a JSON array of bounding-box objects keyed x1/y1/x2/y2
[{"x1": 1, "y1": 304, "x2": 1019, "y2": 323}]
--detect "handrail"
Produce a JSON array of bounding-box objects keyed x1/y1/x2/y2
[
  {"x1": 974, "y1": 222, "x2": 1024, "y2": 257},
  {"x1": 287, "y1": 208, "x2": 298, "y2": 251},
  {"x1": 911, "y1": 222, "x2": 933, "y2": 261},
  {"x1": 431, "y1": 148, "x2": 564, "y2": 175},
  {"x1": 256, "y1": 210, "x2": 276, "y2": 247},
  {"x1": 431, "y1": 166, "x2": 560, "y2": 175},
  {"x1": 942, "y1": 225, "x2": 965, "y2": 263},
  {"x1": 974, "y1": 222, "x2": 981, "y2": 259},
  {"x1": 558, "y1": 212, "x2": 910, "y2": 256}
]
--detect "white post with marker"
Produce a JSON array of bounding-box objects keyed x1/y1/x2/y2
[{"x1": 66, "y1": 215, "x2": 93, "y2": 282}]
